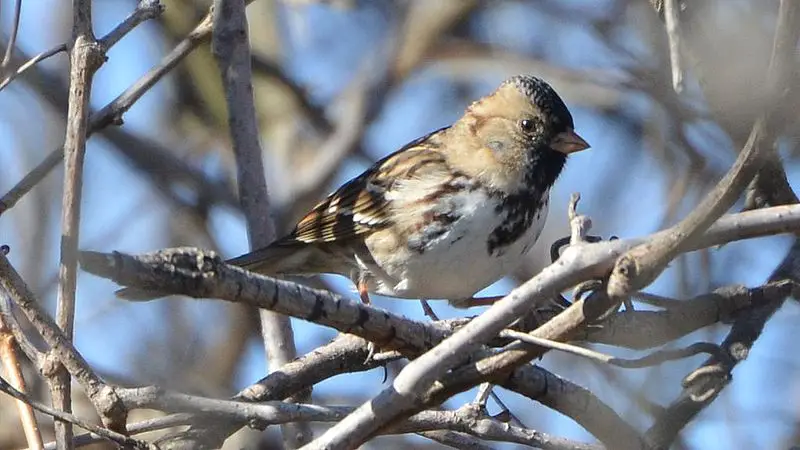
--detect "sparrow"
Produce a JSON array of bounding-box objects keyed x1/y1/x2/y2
[{"x1": 120, "y1": 75, "x2": 589, "y2": 308}]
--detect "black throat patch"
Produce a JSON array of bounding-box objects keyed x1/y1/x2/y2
[{"x1": 486, "y1": 150, "x2": 566, "y2": 256}]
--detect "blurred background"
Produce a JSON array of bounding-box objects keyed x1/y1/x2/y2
[{"x1": 1, "y1": 0, "x2": 799, "y2": 448}]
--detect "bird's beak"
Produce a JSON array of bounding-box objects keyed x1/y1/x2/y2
[{"x1": 551, "y1": 129, "x2": 590, "y2": 154}]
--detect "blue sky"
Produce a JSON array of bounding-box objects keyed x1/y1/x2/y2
[{"x1": 2, "y1": 1, "x2": 800, "y2": 448}]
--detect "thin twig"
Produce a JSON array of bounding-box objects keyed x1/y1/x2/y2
[
  {"x1": 0, "y1": 0, "x2": 23, "y2": 70},
  {"x1": 631, "y1": 291, "x2": 680, "y2": 308},
  {"x1": 0, "y1": 252, "x2": 126, "y2": 439},
  {"x1": 501, "y1": 329, "x2": 721, "y2": 369},
  {"x1": 0, "y1": 377, "x2": 149, "y2": 449},
  {"x1": 0, "y1": 271, "x2": 46, "y2": 368},
  {"x1": 0, "y1": 1, "x2": 163, "y2": 93},
  {"x1": 98, "y1": 0, "x2": 164, "y2": 49},
  {"x1": 0, "y1": 43, "x2": 67, "y2": 92},
  {"x1": 663, "y1": 0, "x2": 683, "y2": 92},
  {"x1": 0, "y1": 311, "x2": 44, "y2": 450},
  {"x1": 45, "y1": 414, "x2": 196, "y2": 449},
  {"x1": 0, "y1": 3, "x2": 174, "y2": 215}
]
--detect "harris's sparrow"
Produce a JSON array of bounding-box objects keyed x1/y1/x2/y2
[{"x1": 121, "y1": 76, "x2": 589, "y2": 307}]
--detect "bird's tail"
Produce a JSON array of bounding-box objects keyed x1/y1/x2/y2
[
  {"x1": 115, "y1": 242, "x2": 310, "y2": 301},
  {"x1": 225, "y1": 242, "x2": 310, "y2": 275}
]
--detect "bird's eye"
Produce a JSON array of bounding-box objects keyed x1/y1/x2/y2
[{"x1": 520, "y1": 119, "x2": 535, "y2": 133}]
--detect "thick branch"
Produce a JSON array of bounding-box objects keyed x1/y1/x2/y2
[
  {"x1": 305, "y1": 201, "x2": 800, "y2": 449},
  {"x1": 79, "y1": 203, "x2": 800, "y2": 448}
]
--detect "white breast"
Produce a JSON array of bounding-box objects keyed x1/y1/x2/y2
[{"x1": 367, "y1": 187, "x2": 549, "y2": 302}]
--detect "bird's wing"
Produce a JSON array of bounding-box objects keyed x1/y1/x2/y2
[
  {"x1": 225, "y1": 126, "x2": 452, "y2": 274},
  {"x1": 281, "y1": 126, "x2": 452, "y2": 245}
]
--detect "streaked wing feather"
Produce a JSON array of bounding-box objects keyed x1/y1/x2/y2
[{"x1": 285, "y1": 126, "x2": 451, "y2": 245}]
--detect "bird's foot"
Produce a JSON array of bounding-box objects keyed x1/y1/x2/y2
[
  {"x1": 357, "y1": 279, "x2": 371, "y2": 305},
  {"x1": 364, "y1": 341, "x2": 377, "y2": 365}
]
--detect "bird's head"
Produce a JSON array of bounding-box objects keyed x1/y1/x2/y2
[{"x1": 453, "y1": 75, "x2": 589, "y2": 193}]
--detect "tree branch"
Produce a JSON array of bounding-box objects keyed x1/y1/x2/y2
[
  {"x1": 0, "y1": 376, "x2": 149, "y2": 449},
  {"x1": 51, "y1": 2, "x2": 107, "y2": 446},
  {"x1": 79, "y1": 202, "x2": 800, "y2": 448},
  {"x1": 610, "y1": 0, "x2": 800, "y2": 301},
  {"x1": 0, "y1": 253, "x2": 126, "y2": 443},
  {"x1": 0, "y1": 2, "x2": 189, "y2": 217}
]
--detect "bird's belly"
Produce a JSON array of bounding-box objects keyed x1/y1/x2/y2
[{"x1": 369, "y1": 193, "x2": 549, "y2": 300}]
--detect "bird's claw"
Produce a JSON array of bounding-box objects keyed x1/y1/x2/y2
[
  {"x1": 364, "y1": 341, "x2": 377, "y2": 365},
  {"x1": 550, "y1": 234, "x2": 609, "y2": 263},
  {"x1": 573, "y1": 279, "x2": 604, "y2": 301}
]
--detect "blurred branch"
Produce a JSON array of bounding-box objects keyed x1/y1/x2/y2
[
  {"x1": 647, "y1": 0, "x2": 799, "y2": 210},
  {"x1": 427, "y1": 42, "x2": 627, "y2": 110},
  {"x1": 0, "y1": 5, "x2": 199, "y2": 217},
  {"x1": 285, "y1": 70, "x2": 369, "y2": 208},
  {"x1": 642, "y1": 1, "x2": 800, "y2": 446},
  {"x1": 581, "y1": 280, "x2": 797, "y2": 349},
  {"x1": 391, "y1": 0, "x2": 479, "y2": 80},
  {"x1": 0, "y1": 303, "x2": 44, "y2": 450},
  {"x1": 250, "y1": 52, "x2": 333, "y2": 134},
  {"x1": 0, "y1": 0, "x2": 24, "y2": 72},
  {"x1": 211, "y1": 1, "x2": 306, "y2": 447},
  {"x1": 98, "y1": 0, "x2": 165, "y2": 49},
  {"x1": 0, "y1": 43, "x2": 67, "y2": 92},
  {"x1": 607, "y1": 0, "x2": 800, "y2": 300},
  {"x1": 663, "y1": 0, "x2": 684, "y2": 92}
]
